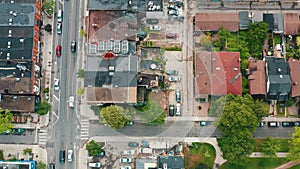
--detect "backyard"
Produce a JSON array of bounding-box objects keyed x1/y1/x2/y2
[
  {"x1": 184, "y1": 142, "x2": 216, "y2": 169},
  {"x1": 220, "y1": 158, "x2": 289, "y2": 169}
]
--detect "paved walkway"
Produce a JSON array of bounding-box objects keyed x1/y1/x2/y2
[
  {"x1": 250, "y1": 152, "x2": 288, "y2": 158},
  {"x1": 275, "y1": 161, "x2": 300, "y2": 169}
]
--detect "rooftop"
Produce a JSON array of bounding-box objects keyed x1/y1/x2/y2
[
  {"x1": 288, "y1": 58, "x2": 300, "y2": 97},
  {"x1": 194, "y1": 13, "x2": 239, "y2": 32},
  {"x1": 248, "y1": 59, "x2": 266, "y2": 95},
  {"x1": 263, "y1": 13, "x2": 284, "y2": 33},
  {"x1": 284, "y1": 13, "x2": 300, "y2": 35},
  {"x1": 87, "y1": 0, "x2": 128, "y2": 10},
  {"x1": 0, "y1": 95, "x2": 36, "y2": 112},
  {"x1": 157, "y1": 155, "x2": 184, "y2": 169}
]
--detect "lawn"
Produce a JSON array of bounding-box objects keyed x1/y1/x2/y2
[
  {"x1": 254, "y1": 138, "x2": 290, "y2": 152},
  {"x1": 289, "y1": 164, "x2": 300, "y2": 169},
  {"x1": 220, "y1": 158, "x2": 289, "y2": 169},
  {"x1": 184, "y1": 142, "x2": 216, "y2": 169}
]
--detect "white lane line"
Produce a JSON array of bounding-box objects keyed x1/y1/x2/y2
[
  {"x1": 53, "y1": 94, "x2": 59, "y2": 101},
  {"x1": 49, "y1": 111, "x2": 60, "y2": 128}
]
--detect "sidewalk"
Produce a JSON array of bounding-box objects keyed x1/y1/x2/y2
[
  {"x1": 275, "y1": 160, "x2": 300, "y2": 169},
  {"x1": 250, "y1": 152, "x2": 288, "y2": 158}
]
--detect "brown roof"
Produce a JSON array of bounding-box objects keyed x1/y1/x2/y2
[
  {"x1": 85, "y1": 87, "x2": 137, "y2": 104},
  {"x1": 0, "y1": 77, "x2": 32, "y2": 94},
  {"x1": 195, "y1": 51, "x2": 212, "y2": 97},
  {"x1": 248, "y1": 59, "x2": 266, "y2": 95},
  {"x1": 288, "y1": 58, "x2": 300, "y2": 97},
  {"x1": 195, "y1": 13, "x2": 239, "y2": 32},
  {"x1": 284, "y1": 13, "x2": 300, "y2": 35},
  {"x1": 87, "y1": 10, "x2": 137, "y2": 41},
  {"x1": 0, "y1": 95, "x2": 35, "y2": 112}
]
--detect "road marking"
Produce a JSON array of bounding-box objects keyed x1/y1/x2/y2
[
  {"x1": 49, "y1": 111, "x2": 60, "y2": 128},
  {"x1": 80, "y1": 119, "x2": 89, "y2": 141},
  {"x1": 53, "y1": 94, "x2": 59, "y2": 101},
  {"x1": 38, "y1": 129, "x2": 48, "y2": 145}
]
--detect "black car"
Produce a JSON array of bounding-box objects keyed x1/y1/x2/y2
[
  {"x1": 200, "y1": 121, "x2": 211, "y2": 126},
  {"x1": 49, "y1": 163, "x2": 55, "y2": 169},
  {"x1": 71, "y1": 40, "x2": 76, "y2": 53},
  {"x1": 169, "y1": 104, "x2": 175, "y2": 116},
  {"x1": 146, "y1": 19, "x2": 158, "y2": 24},
  {"x1": 128, "y1": 142, "x2": 139, "y2": 147},
  {"x1": 59, "y1": 150, "x2": 65, "y2": 163},
  {"x1": 282, "y1": 122, "x2": 294, "y2": 127},
  {"x1": 294, "y1": 122, "x2": 300, "y2": 127}
]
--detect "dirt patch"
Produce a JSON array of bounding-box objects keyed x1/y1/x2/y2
[
  {"x1": 149, "y1": 90, "x2": 168, "y2": 110},
  {"x1": 184, "y1": 144, "x2": 202, "y2": 169}
]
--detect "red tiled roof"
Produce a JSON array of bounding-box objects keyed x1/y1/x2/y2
[
  {"x1": 195, "y1": 52, "x2": 242, "y2": 96},
  {"x1": 288, "y1": 58, "x2": 300, "y2": 97},
  {"x1": 284, "y1": 13, "x2": 300, "y2": 35},
  {"x1": 248, "y1": 59, "x2": 266, "y2": 95},
  {"x1": 195, "y1": 13, "x2": 239, "y2": 32}
]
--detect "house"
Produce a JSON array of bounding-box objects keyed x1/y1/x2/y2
[
  {"x1": 265, "y1": 56, "x2": 291, "y2": 101},
  {"x1": 194, "y1": 13, "x2": 239, "y2": 32},
  {"x1": 136, "y1": 158, "x2": 157, "y2": 169},
  {"x1": 248, "y1": 59, "x2": 266, "y2": 99},
  {"x1": 288, "y1": 58, "x2": 300, "y2": 97},
  {"x1": 195, "y1": 52, "x2": 242, "y2": 101},
  {"x1": 157, "y1": 155, "x2": 184, "y2": 169},
  {"x1": 284, "y1": 13, "x2": 300, "y2": 35},
  {"x1": 263, "y1": 13, "x2": 284, "y2": 33},
  {"x1": 0, "y1": 0, "x2": 42, "y2": 113}
]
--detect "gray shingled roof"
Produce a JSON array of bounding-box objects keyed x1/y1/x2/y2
[
  {"x1": 157, "y1": 156, "x2": 184, "y2": 169},
  {"x1": 265, "y1": 56, "x2": 291, "y2": 101},
  {"x1": 239, "y1": 11, "x2": 250, "y2": 30},
  {"x1": 263, "y1": 13, "x2": 284, "y2": 32}
]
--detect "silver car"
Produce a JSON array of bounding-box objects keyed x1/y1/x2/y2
[
  {"x1": 176, "y1": 103, "x2": 181, "y2": 116},
  {"x1": 54, "y1": 78, "x2": 60, "y2": 90},
  {"x1": 57, "y1": 23, "x2": 62, "y2": 35}
]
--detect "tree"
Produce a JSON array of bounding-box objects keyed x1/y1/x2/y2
[
  {"x1": 261, "y1": 137, "x2": 281, "y2": 158},
  {"x1": 100, "y1": 105, "x2": 129, "y2": 129},
  {"x1": 138, "y1": 100, "x2": 166, "y2": 125},
  {"x1": 217, "y1": 94, "x2": 269, "y2": 165},
  {"x1": 23, "y1": 148, "x2": 32, "y2": 155},
  {"x1": 77, "y1": 69, "x2": 85, "y2": 78},
  {"x1": 86, "y1": 140, "x2": 102, "y2": 157},
  {"x1": 80, "y1": 28, "x2": 87, "y2": 37},
  {"x1": 42, "y1": 1, "x2": 55, "y2": 15},
  {"x1": 215, "y1": 27, "x2": 231, "y2": 50},
  {"x1": 287, "y1": 126, "x2": 300, "y2": 161},
  {"x1": 36, "y1": 161, "x2": 47, "y2": 169},
  {"x1": 247, "y1": 22, "x2": 269, "y2": 58},
  {"x1": 200, "y1": 35, "x2": 212, "y2": 51},
  {"x1": 76, "y1": 88, "x2": 84, "y2": 96},
  {"x1": 43, "y1": 87, "x2": 49, "y2": 93},
  {"x1": 0, "y1": 108, "x2": 13, "y2": 134},
  {"x1": 36, "y1": 101, "x2": 51, "y2": 115}
]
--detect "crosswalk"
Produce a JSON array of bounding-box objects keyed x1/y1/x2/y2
[
  {"x1": 80, "y1": 119, "x2": 89, "y2": 140},
  {"x1": 38, "y1": 129, "x2": 48, "y2": 145}
]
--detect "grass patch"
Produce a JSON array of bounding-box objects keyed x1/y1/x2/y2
[
  {"x1": 289, "y1": 164, "x2": 300, "y2": 169},
  {"x1": 185, "y1": 142, "x2": 216, "y2": 169},
  {"x1": 220, "y1": 158, "x2": 289, "y2": 169},
  {"x1": 254, "y1": 138, "x2": 290, "y2": 152}
]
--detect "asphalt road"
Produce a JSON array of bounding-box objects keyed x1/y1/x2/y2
[
  {"x1": 89, "y1": 120, "x2": 295, "y2": 138},
  {"x1": 46, "y1": 0, "x2": 82, "y2": 169},
  {"x1": 0, "y1": 129, "x2": 35, "y2": 144}
]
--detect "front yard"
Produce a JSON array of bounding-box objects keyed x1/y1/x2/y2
[
  {"x1": 254, "y1": 138, "x2": 290, "y2": 152},
  {"x1": 184, "y1": 142, "x2": 216, "y2": 169},
  {"x1": 220, "y1": 158, "x2": 289, "y2": 169}
]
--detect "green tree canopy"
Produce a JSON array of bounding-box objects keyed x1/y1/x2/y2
[
  {"x1": 36, "y1": 161, "x2": 46, "y2": 169},
  {"x1": 138, "y1": 100, "x2": 166, "y2": 125},
  {"x1": 261, "y1": 137, "x2": 281, "y2": 158},
  {"x1": 0, "y1": 108, "x2": 13, "y2": 134},
  {"x1": 247, "y1": 22, "x2": 269, "y2": 58},
  {"x1": 287, "y1": 126, "x2": 300, "y2": 161},
  {"x1": 217, "y1": 94, "x2": 269, "y2": 165},
  {"x1": 215, "y1": 26, "x2": 231, "y2": 50},
  {"x1": 42, "y1": 1, "x2": 55, "y2": 15},
  {"x1": 36, "y1": 101, "x2": 51, "y2": 116},
  {"x1": 86, "y1": 140, "x2": 102, "y2": 157},
  {"x1": 100, "y1": 105, "x2": 129, "y2": 129},
  {"x1": 77, "y1": 69, "x2": 85, "y2": 78}
]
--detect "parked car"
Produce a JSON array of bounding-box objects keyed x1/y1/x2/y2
[
  {"x1": 176, "y1": 89, "x2": 181, "y2": 103},
  {"x1": 267, "y1": 121, "x2": 280, "y2": 127},
  {"x1": 167, "y1": 4, "x2": 178, "y2": 10},
  {"x1": 282, "y1": 122, "x2": 294, "y2": 127},
  {"x1": 120, "y1": 166, "x2": 132, "y2": 169},
  {"x1": 294, "y1": 122, "x2": 300, "y2": 126},
  {"x1": 71, "y1": 40, "x2": 76, "y2": 53},
  {"x1": 59, "y1": 150, "x2": 65, "y2": 163},
  {"x1": 128, "y1": 142, "x2": 139, "y2": 147},
  {"x1": 176, "y1": 103, "x2": 181, "y2": 116},
  {"x1": 166, "y1": 33, "x2": 177, "y2": 39},
  {"x1": 169, "y1": 76, "x2": 181, "y2": 82},
  {"x1": 96, "y1": 151, "x2": 105, "y2": 157},
  {"x1": 200, "y1": 121, "x2": 211, "y2": 126},
  {"x1": 67, "y1": 149, "x2": 73, "y2": 162},
  {"x1": 57, "y1": 23, "x2": 62, "y2": 35},
  {"x1": 169, "y1": 104, "x2": 175, "y2": 116},
  {"x1": 88, "y1": 162, "x2": 101, "y2": 168},
  {"x1": 122, "y1": 150, "x2": 135, "y2": 155},
  {"x1": 126, "y1": 121, "x2": 134, "y2": 126},
  {"x1": 167, "y1": 10, "x2": 179, "y2": 16},
  {"x1": 169, "y1": 0, "x2": 181, "y2": 2},
  {"x1": 54, "y1": 78, "x2": 60, "y2": 91},
  {"x1": 120, "y1": 158, "x2": 132, "y2": 163},
  {"x1": 149, "y1": 25, "x2": 161, "y2": 31},
  {"x1": 49, "y1": 163, "x2": 55, "y2": 169},
  {"x1": 166, "y1": 70, "x2": 179, "y2": 75},
  {"x1": 56, "y1": 45, "x2": 61, "y2": 57},
  {"x1": 12, "y1": 128, "x2": 25, "y2": 135},
  {"x1": 146, "y1": 19, "x2": 158, "y2": 24},
  {"x1": 258, "y1": 122, "x2": 265, "y2": 127}
]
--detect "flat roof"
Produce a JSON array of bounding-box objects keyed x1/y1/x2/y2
[{"x1": 88, "y1": 0, "x2": 128, "y2": 10}]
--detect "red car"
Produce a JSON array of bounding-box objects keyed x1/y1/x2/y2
[
  {"x1": 56, "y1": 45, "x2": 61, "y2": 57},
  {"x1": 166, "y1": 33, "x2": 177, "y2": 39}
]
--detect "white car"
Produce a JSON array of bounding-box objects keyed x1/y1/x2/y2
[
  {"x1": 122, "y1": 150, "x2": 135, "y2": 155},
  {"x1": 168, "y1": 76, "x2": 181, "y2": 82},
  {"x1": 88, "y1": 162, "x2": 101, "y2": 168},
  {"x1": 120, "y1": 166, "x2": 132, "y2": 169},
  {"x1": 149, "y1": 25, "x2": 161, "y2": 31},
  {"x1": 67, "y1": 149, "x2": 73, "y2": 162},
  {"x1": 176, "y1": 103, "x2": 181, "y2": 116},
  {"x1": 69, "y1": 96, "x2": 74, "y2": 108},
  {"x1": 168, "y1": 10, "x2": 179, "y2": 16},
  {"x1": 119, "y1": 158, "x2": 132, "y2": 163},
  {"x1": 54, "y1": 78, "x2": 59, "y2": 90}
]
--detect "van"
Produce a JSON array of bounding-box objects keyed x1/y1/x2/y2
[
  {"x1": 57, "y1": 10, "x2": 63, "y2": 23},
  {"x1": 59, "y1": 150, "x2": 65, "y2": 163}
]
